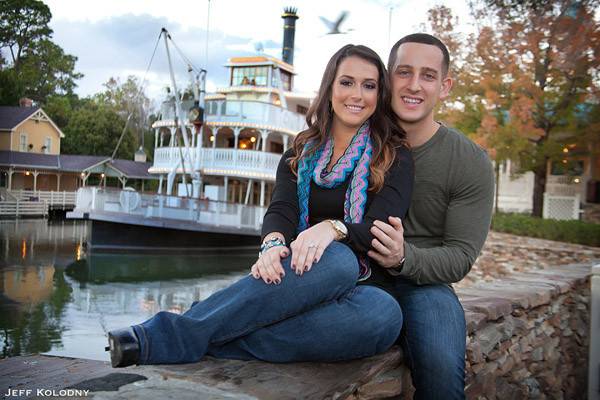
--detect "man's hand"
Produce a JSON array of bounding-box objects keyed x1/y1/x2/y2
[{"x1": 367, "y1": 216, "x2": 405, "y2": 268}]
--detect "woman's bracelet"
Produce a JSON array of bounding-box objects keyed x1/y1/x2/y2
[{"x1": 260, "y1": 236, "x2": 286, "y2": 256}]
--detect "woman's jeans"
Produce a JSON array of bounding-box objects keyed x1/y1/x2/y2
[{"x1": 133, "y1": 242, "x2": 403, "y2": 364}]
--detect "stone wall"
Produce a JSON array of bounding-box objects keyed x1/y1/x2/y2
[{"x1": 348, "y1": 263, "x2": 592, "y2": 400}]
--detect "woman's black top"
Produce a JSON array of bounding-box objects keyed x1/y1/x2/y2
[{"x1": 261, "y1": 145, "x2": 414, "y2": 285}]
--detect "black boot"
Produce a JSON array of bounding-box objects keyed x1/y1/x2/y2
[{"x1": 105, "y1": 327, "x2": 140, "y2": 368}]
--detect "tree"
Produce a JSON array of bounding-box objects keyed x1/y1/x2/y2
[
  {"x1": 467, "y1": 0, "x2": 600, "y2": 216},
  {"x1": 0, "y1": 0, "x2": 51, "y2": 71},
  {"x1": 94, "y1": 76, "x2": 155, "y2": 159},
  {"x1": 61, "y1": 100, "x2": 136, "y2": 159},
  {"x1": 0, "y1": 0, "x2": 82, "y2": 105},
  {"x1": 18, "y1": 40, "x2": 83, "y2": 103}
]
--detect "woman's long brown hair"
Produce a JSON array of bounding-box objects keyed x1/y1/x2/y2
[{"x1": 289, "y1": 44, "x2": 407, "y2": 192}]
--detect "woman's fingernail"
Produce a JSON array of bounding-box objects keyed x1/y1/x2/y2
[
  {"x1": 266, "y1": 278, "x2": 271, "y2": 284},
  {"x1": 275, "y1": 279, "x2": 281, "y2": 284}
]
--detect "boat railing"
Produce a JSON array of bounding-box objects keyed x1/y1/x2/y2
[
  {"x1": 73, "y1": 187, "x2": 266, "y2": 232},
  {"x1": 159, "y1": 99, "x2": 306, "y2": 133},
  {"x1": 151, "y1": 148, "x2": 281, "y2": 180}
]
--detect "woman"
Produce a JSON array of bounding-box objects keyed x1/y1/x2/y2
[{"x1": 107, "y1": 44, "x2": 414, "y2": 367}]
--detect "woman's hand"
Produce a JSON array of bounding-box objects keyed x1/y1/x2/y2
[
  {"x1": 290, "y1": 221, "x2": 336, "y2": 275},
  {"x1": 250, "y1": 245, "x2": 290, "y2": 285}
]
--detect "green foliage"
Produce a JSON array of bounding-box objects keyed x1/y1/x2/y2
[
  {"x1": 0, "y1": 0, "x2": 52, "y2": 68},
  {"x1": 0, "y1": 0, "x2": 82, "y2": 105},
  {"x1": 492, "y1": 212, "x2": 600, "y2": 247},
  {"x1": 61, "y1": 100, "x2": 136, "y2": 159},
  {"x1": 18, "y1": 40, "x2": 83, "y2": 103}
]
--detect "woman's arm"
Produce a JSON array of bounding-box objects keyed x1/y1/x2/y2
[
  {"x1": 343, "y1": 146, "x2": 414, "y2": 253},
  {"x1": 261, "y1": 149, "x2": 299, "y2": 245}
]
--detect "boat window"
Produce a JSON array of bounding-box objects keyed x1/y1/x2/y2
[{"x1": 231, "y1": 66, "x2": 269, "y2": 86}]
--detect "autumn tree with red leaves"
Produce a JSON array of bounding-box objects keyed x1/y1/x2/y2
[{"x1": 468, "y1": 0, "x2": 600, "y2": 217}]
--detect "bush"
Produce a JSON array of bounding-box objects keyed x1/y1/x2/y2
[{"x1": 491, "y1": 213, "x2": 600, "y2": 247}]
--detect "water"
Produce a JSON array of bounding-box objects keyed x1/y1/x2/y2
[{"x1": 0, "y1": 219, "x2": 255, "y2": 361}]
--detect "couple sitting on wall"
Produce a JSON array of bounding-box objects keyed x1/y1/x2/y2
[{"x1": 106, "y1": 33, "x2": 494, "y2": 400}]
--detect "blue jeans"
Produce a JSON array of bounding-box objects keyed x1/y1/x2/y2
[
  {"x1": 387, "y1": 279, "x2": 466, "y2": 400},
  {"x1": 133, "y1": 242, "x2": 403, "y2": 364}
]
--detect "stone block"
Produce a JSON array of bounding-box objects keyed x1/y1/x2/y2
[
  {"x1": 477, "y1": 324, "x2": 503, "y2": 356},
  {"x1": 498, "y1": 355, "x2": 515, "y2": 376},
  {"x1": 512, "y1": 317, "x2": 529, "y2": 336},
  {"x1": 465, "y1": 310, "x2": 488, "y2": 334},
  {"x1": 471, "y1": 362, "x2": 485, "y2": 374},
  {"x1": 531, "y1": 347, "x2": 544, "y2": 362},
  {"x1": 510, "y1": 368, "x2": 530, "y2": 382},
  {"x1": 356, "y1": 370, "x2": 404, "y2": 400},
  {"x1": 495, "y1": 377, "x2": 526, "y2": 400},
  {"x1": 466, "y1": 340, "x2": 484, "y2": 364},
  {"x1": 460, "y1": 295, "x2": 513, "y2": 321}
]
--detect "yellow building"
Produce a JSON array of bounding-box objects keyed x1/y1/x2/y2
[
  {"x1": 0, "y1": 103, "x2": 62, "y2": 155},
  {"x1": 0, "y1": 102, "x2": 155, "y2": 201}
]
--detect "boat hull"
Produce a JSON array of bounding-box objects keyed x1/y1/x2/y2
[{"x1": 87, "y1": 219, "x2": 259, "y2": 253}]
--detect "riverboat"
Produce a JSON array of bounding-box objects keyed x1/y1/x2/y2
[{"x1": 68, "y1": 8, "x2": 312, "y2": 251}]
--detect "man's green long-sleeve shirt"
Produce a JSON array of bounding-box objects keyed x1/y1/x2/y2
[{"x1": 394, "y1": 124, "x2": 494, "y2": 285}]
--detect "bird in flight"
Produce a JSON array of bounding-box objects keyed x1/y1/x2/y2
[{"x1": 319, "y1": 11, "x2": 352, "y2": 35}]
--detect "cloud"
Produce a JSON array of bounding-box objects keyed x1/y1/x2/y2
[
  {"x1": 46, "y1": 0, "x2": 477, "y2": 107},
  {"x1": 50, "y1": 13, "x2": 275, "y2": 105}
]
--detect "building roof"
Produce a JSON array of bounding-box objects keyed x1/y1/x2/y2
[
  {"x1": 225, "y1": 56, "x2": 295, "y2": 74},
  {"x1": 0, "y1": 150, "x2": 59, "y2": 169},
  {"x1": 0, "y1": 107, "x2": 40, "y2": 130},
  {"x1": 0, "y1": 150, "x2": 155, "y2": 179},
  {"x1": 108, "y1": 159, "x2": 154, "y2": 179},
  {"x1": 59, "y1": 154, "x2": 110, "y2": 172}
]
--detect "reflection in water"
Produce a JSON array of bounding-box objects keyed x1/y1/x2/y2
[{"x1": 0, "y1": 220, "x2": 255, "y2": 361}]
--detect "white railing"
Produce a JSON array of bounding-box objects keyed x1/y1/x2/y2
[
  {"x1": 151, "y1": 148, "x2": 281, "y2": 180},
  {"x1": 0, "y1": 200, "x2": 48, "y2": 217},
  {"x1": 72, "y1": 187, "x2": 266, "y2": 232},
  {"x1": 158, "y1": 99, "x2": 306, "y2": 134},
  {"x1": 543, "y1": 193, "x2": 581, "y2": 220},
  {"x1": 9, "y1": 190, "x2": 77, "y2": 206}
]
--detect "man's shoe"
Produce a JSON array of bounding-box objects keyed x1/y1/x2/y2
[{"x1": 105, "y1": 327, "x2": 140, "y2": 368}]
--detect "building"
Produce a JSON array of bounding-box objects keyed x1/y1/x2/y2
[
  {"x1": 496, "y1": 145, "x2": 600, "y2": 222},
  {"x1": 0, "y1": 100, "x2": 156, "y2": 216}
]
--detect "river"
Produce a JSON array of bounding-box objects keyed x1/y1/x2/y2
[{"x1": 0, "y1": 219, "x2": 254, "y2": 361}]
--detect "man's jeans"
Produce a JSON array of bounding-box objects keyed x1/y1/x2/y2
[
  {"x1": 133, "y1": 242, "x2": 403, "y2": 364},
  {"x1": 389, "y1": 279, "x2": 466, "y2": 400}
]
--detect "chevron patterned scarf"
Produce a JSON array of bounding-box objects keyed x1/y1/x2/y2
[{"x1": 296, "y1": 121, "x2": 372, "y2": 278}]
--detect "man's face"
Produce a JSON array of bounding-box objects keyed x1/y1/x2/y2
[{"x1": 390, "y1": 42, "x2": 452, "y2": 125}]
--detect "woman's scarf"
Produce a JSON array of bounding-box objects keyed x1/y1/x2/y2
[{"x1": 296, "y1": 121, "x2": 372, "y2": 279}]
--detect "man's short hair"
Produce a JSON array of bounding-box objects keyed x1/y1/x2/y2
[{"x1": 388, "y1": 33, "x2": 450, "y2": 77}]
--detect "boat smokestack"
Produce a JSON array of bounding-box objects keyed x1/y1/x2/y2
[{"x1": 281, "y1": 7, "x2": 299, "y2": 65}]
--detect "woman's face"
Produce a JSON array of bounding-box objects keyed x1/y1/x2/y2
[{"x1": 331, "y1": 55, "x2": 379, "y2": 132}]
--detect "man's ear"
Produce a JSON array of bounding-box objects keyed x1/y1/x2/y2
[{"x1": 439, "y1": 76, "x2": 453, "y2": 100}]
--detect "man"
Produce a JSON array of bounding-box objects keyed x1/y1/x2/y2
[{"x1": 367, "y1": 34, "x2": 495, "y2": 399}]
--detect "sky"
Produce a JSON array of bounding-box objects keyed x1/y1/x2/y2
[{"x1": 43, "y1": 0, "x2": 475, "y2": 107}]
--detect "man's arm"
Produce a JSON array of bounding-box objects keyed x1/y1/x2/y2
[{"x1": 368, "y1": 150, "x2": 494, "y2": 285}]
